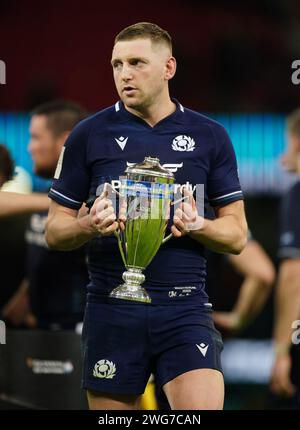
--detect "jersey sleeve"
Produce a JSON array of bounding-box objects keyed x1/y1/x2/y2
[
  {"x1": 48, "y1": 121, "x2": 90, "y2": 210},
  {"x1": 207, "y1": 123, "x2": 243, "y2": 207},
  {"x1": 278, "y1": 182, "x2": 300, "y2": 259}
]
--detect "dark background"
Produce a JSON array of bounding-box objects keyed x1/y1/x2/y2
[{"x1": 1, "y1": 0, "x2": 300, "y2": 112}]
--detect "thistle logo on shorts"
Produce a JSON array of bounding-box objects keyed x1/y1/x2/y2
[
  {"x1": 172, "y1": 135, "x2": 195, "y2": 152},
  {"x1": 93, "y1": 359, "x2": 116, "y2": 379}
]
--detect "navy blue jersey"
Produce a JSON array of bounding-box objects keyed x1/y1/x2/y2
[
  {"x1": 25, "y1": 211, "x2": 88, "y2": 327},
  {"x1": 278, "y1": 180, "x2": 300, "y2": 259},
  {"x1": 49, "y1": 101, "x2": 243, "y2": 305}
]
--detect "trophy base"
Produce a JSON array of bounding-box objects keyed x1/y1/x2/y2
[{"x1": 109, "y1": 285, "x2": 151, "y2": 303}]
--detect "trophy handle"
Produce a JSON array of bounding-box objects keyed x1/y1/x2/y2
[
  {"x1": 162, "y1": 232, "x2": 173, "y2": 244},
  {"x1": 114, "y1": 229, "x2": 127, "y2": 267}
]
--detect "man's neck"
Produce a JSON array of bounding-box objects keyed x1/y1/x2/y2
[{"x1": 125, "y1": 96, "x2": 176, "y2": 127}]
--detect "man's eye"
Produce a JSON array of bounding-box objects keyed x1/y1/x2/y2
[{"x1": 131, "y1": 60, "x2": 142, "y2": 66}]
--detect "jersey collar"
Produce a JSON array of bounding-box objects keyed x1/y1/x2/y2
[{"x1": 114, "y1": 98, "x2": 185, "y2": 127}]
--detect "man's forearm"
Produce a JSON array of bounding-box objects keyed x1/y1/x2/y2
[
  {"x1": 188, "y1": 215, "x2": 247, "y2": 254},
  {"x1": 274, "y1": 263, "x2": 300, "y2": 352},
  {"x1": 46, "y1": 212, "x2": 98, "y2": 250},
  {"x1": 233, "y1": 277, "x2": 272, "y2": 326},
  {"x1": 0, "y1": 192, "x2": 49, "y2": 218}
]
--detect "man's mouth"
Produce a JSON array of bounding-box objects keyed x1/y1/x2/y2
[{"x1": 123, "y1": 86, "x2": 137, "y2": 94}]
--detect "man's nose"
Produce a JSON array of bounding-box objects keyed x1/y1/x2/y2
[
  {"x1": 121, "y1": 64, "x2": 133, "y2": 81},
  {"x1": 27, "y1": 141, "x2": 33, "y2": 154},
  {"x1": 28, "y1": 140, "x2": 36, "y2": 155}
]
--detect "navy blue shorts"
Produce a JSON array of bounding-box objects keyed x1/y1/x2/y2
[{"x1": 81, "y1": 296, "x2": 223, "y2": 396}]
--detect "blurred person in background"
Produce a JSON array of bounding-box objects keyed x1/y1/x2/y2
[
  {"x1": 0, "y1": 143, "x2": 32, "y2": 194},
  {"x1": 213, "y1": 233, "x2": 275, "y2": 334},
  {"x1": 0, "y1": 145, "x2": 27, "y2": 318},
  {"x1": 204, "y1": 203, "x2": 275, "y2": 336},
  {"x1": 0, "y1": 144, "x2": 14, "y2": 188},
  {"x1": 0, "y1": 143, "x2": 49, "y2": 217},
  {"x1": 0, "y1": 145, "x2": 48, "y2": 325},
  {"x1": 2, "y1": 101, "x2": 89, "y2": 330},
  {"x1": 270, "y1": 108, "x2": 300, "y2": 408}
]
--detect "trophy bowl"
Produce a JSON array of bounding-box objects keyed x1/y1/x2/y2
[{"x1": 110, "y1": 156, "x2": 174, "y2": 303}]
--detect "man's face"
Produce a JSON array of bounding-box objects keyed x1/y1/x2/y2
[
  {"x1": 28, "y1": 115, "x2": 62, "y2": 178},
  {"x1": 111, "y1": 38, "x2": 173, "y2": 110},
  {"x1": 281, "y1": 132, "x2": 300, "y2": 174}
]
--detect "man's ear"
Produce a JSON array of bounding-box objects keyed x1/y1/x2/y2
[
  {"x1": 296, "y1": 136, "x2": 300, "y2": 151},
  {"x1": 165, "y1": 56, "x2": 177, "y2": 81},
  {"x1": 57, "y1": 130, "x2": 70, "y2": 149}
]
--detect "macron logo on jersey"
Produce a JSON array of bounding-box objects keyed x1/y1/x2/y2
[
  {"x1": 196, "y1": 343, "x2": 209, "y2": 357},
  {"x1": 115, "y1": 136, "x2": 128, "y2": 151}
]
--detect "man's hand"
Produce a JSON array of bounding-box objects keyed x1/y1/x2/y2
[
  {"x1": 270, "y1": 352, "x2": 296, "y2": 398},
  {"x1": 89, "y1": 185, "x2": 126, "y2": 236},
  {"x1": 1, "y1": 279, "x2": 36, "y2": 328},
  {"x1": 171, "y1": 188, "x2": 204, "y2": 238},
  {"x1": 213, "y1": 311, "x2": 245, "y2": 335},
  {"x1": 89, "y1": 190, "x2": 118, "y2": 236}
]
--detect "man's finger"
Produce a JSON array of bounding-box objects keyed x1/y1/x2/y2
[
  {"x1": 171, "y1": 224, "x2": 183, "y2": 238},
  {"x1": 95, "y1": 198, "x2": 113, "y2": 212},
  {"x1": 175, "y1": 208, "x2": 194, "y2": 223},
  {"x1": 98, "y1": 212, "x2": 117, "y2": 229},
  {"x1": 183, "y1": 186, "x2": 196, "y2": 209},
  {"x1": 101, "y1": 221, "x2": 119, "y2": 236},
  {"x1": 178, "y1": 203, "x2": 194, "y2": 221},
  {"x1": 96, "y1": 206, "x2": 114, "y2": 220}
]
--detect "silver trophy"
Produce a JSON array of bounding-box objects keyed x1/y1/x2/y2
[{"x1": 110, "y1": 156, "x2": 174, "y2": 303}]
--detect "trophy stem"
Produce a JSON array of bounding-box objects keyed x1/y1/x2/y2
[{"x1": 109, "y1": 268, "x2": 151, "y2": 303}]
